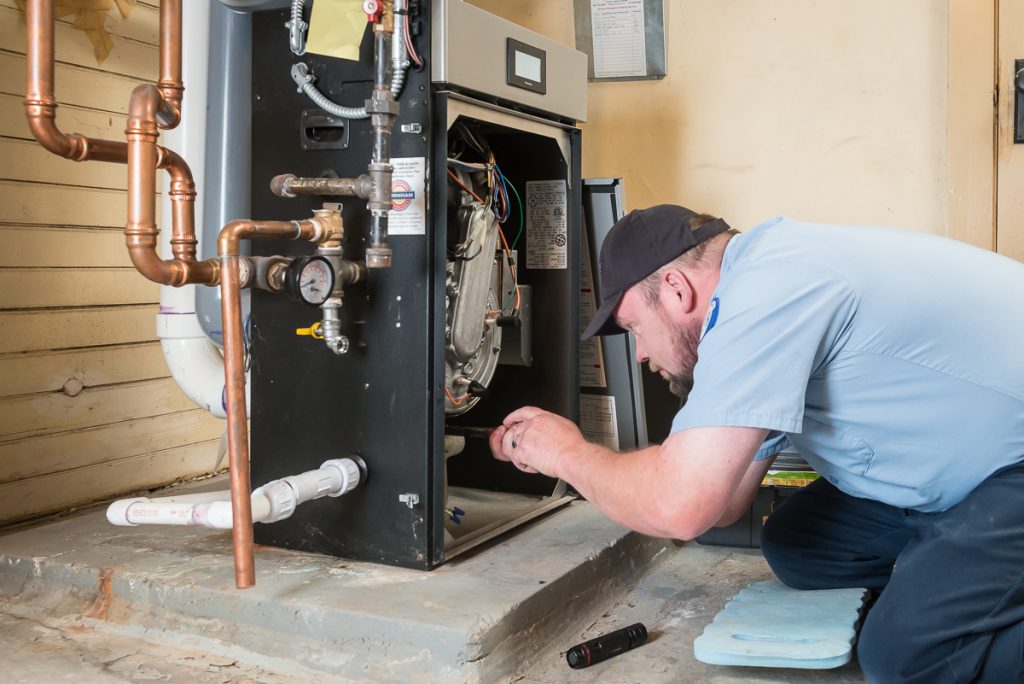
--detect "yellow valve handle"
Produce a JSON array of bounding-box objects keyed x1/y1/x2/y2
[{"x1": 295, "y1": 322, "x2": 324, "y2": 340}]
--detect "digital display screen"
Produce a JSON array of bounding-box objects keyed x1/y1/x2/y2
[
  {"x1": 515, "y1": 50, "x2": 542, "y2": 83},
  {"x1": 507, "y1": 39, "x2": 546, "y2": 95}
]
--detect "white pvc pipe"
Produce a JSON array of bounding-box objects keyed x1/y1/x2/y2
[
  {"x1": 107, "y1": 459, "x2": 363, "y2": 529},
  {"x1": 156, "y1": 1, "x2": 233, "y2": 419}
]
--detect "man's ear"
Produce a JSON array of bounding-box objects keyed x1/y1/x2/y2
[{"x1": 661, "y1": 268, "x2": 697, "y2": 314}]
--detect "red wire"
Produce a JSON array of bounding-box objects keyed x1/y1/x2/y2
[
  {"x1": 403, "y1": 13, "x2": 422, "y2": 66},
  {"x1": 447, "y1": 169, "x2": 484, "y2": 203},
  {"x1": 444, "y1": 385, "x2": 468, "y2": 405}
]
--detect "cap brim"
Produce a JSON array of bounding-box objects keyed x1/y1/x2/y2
[{"x1": 581, "y1": 291, "x2": 628, "y2": 340}]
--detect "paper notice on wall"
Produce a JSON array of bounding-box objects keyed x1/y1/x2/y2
[
  {"x1": 525, "y1": 180, "x2": 568, "y2": 270},
  {"x1": 580, "y1": 394, "x2": 619, "y2": 450},
  {"x1": 579, "y1": 227, "x2": 607, "y2": 388},
  {"x1": 590, "y1": 0, "x2": 648, "y2": 79},
  {"x1": 306, "y1": 0, "x2": 366, "y2": 61},
  {"x1": 388, "y1": 157, "x2": 426, "y2": 235}
]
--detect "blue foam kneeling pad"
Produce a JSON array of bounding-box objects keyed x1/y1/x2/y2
[{"x1": 693, "y1": 580, "x2": 868, "y2": 669}]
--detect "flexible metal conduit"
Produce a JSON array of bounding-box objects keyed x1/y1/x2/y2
[
  {"x1": 288, "y1": 0, "x2": 409, "y2": 122},
  {"x1": 279, "y1": 7, "x2": 399, "y2": 268}
]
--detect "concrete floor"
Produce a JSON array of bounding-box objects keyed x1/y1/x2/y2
[{"x1": 0, "y1": 487, "x2": 864, "y2": 683}]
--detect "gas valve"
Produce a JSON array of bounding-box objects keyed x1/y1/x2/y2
[{"x1": 363, "y1": 0, "x2": 383, "y2": 23}]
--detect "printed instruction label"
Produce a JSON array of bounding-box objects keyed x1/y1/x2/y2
[
  {"x1": 579, "y1": 227, "x2": 607, "y2": 388},
  {"x1": 591, "y1": 0, "x2": 648, "y2": 79},
  {"x1": 525, "y1": 180, "x2": 568, "y2": 270},
  {"x1": 580, "y1": 394, "x2": 619, "y2": 450},
  {"x1": 388, "y1": 157, "x2": 426, "y2": 235}
]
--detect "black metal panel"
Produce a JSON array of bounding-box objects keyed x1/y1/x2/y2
[
  {"x1": 247, "y1": 6, "x2": 580, "y2": 569},
  {"x1": 249, "y1": 8, "x2": 436, "y2": 569}
]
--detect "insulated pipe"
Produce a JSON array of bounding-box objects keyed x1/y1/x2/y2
[{"x1": 218, "y1": 215, "x2": 342, "y2": 589}]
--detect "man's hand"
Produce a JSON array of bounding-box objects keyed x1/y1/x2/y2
[{"x1": 489, "y1": 406, "x2": 586, "y2": 478}]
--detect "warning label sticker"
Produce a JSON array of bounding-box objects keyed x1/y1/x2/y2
[
  {"x1": 525, "y1": 180, "x2": 568, "y2": 270},
  {"x1": 580, "y1": 394, "x2": 619, "y2": 450},
  {"x1": 388, "y1": 157, "x2": 426, "y2": 235}
]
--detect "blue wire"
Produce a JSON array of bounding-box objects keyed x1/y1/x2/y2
[{"x1": 499, "y1": 169, "x2": 525, "y2": 249}]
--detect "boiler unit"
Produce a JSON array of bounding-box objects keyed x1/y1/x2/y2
[{"x1": 23, "y1": 0, "x2": 586, "y2": 586}]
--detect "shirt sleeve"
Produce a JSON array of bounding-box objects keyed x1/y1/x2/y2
[
  {"x1": 755, "y1": 431, "x2": 790, "y2": 461},
  {"x1": 671, "y1": 263, "x2": 857, "y2": 442}
]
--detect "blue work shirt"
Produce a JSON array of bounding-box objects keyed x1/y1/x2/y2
[{"x1": 671, "y1": 217, "x2": 1024, "y2": 512}]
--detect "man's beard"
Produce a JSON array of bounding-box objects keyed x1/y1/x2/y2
[{"x1": 663, "y1": 318, "x2": 701, "y2": 400}]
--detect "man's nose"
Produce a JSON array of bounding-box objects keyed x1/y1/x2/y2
[{"x1": 634, "y1": 343, "x2": 648, "y2": 364}]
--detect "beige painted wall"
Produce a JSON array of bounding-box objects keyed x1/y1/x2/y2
[
  {"x1": 472, "y1": 0, "x2": 950, "y2": 235},
  {"x1": 0, "y1": 0, "x2": 219, "y2": 524}
]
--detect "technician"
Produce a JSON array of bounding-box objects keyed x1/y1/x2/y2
[{"x1": 489, "y1": 204, "x2": 1024, "y2": 682}]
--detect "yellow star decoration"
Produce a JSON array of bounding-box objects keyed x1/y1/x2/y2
[{"x1": 17, "y1": 0, "x2": 136, "y2": 65}]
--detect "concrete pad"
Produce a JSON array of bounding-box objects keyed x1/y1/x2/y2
[
  {"x1": 520, "y1": 546, "x2": 865, "y2": 684},
  {"x1": 0, "y1": 490, "x2": 671, "y2": 683}
]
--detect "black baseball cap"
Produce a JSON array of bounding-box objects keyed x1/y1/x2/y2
[{"x1": 582, "y1": 205, "x2": 731, "y2": 339}]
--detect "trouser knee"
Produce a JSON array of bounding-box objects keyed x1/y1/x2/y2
[{"x1": 856, "y1": 608, "x2": 920, "y2": 682}]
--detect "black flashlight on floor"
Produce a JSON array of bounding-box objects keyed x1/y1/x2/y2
[{"x1": 565, "y1": 623, "x2": 649, "y2": 669}]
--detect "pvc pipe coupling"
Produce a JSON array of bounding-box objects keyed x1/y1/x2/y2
[{"x1": 254, "y1": 458, "x2": 363, "y2": 523}]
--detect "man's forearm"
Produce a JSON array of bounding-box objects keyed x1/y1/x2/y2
[
  {"x1": 555, "y1": 427, "x2": 770, "y2": 541},
  {"x1": 557, "y1": 443, "x2": 688, "y2": 538}
]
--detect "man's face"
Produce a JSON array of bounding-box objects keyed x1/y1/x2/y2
[{"x1": 615, "y1": 285, "x2": 702, "y2": 399}]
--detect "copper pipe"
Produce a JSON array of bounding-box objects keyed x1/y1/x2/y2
[
  {"x1": 157, "y1": 0, "x2": 183, "y2": 128},
  {"x1": 25, "y1": 0, "x2": 210, "y2": 285},
  {"x1": 217, "y1": 217, "x2": 340, "y2": 589},
  {"x1": 125, "y1": 84, "x2": 218, "y2": 286},
  {"x1": 24, "y1": 0, "x2": 127, "y2": 162},
  {"x1": 220, "y1": 254, "x2": 253, "y2": 588}
]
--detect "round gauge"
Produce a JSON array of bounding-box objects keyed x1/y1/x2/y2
[{"x1": 286, "y1": 256, "x2": 335, "y2": 306}]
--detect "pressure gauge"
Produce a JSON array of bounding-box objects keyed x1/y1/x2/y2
[{"x1": 286, "y1": 256, "x2": 335, "y2": 306}]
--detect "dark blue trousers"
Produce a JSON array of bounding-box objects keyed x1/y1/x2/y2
[{"x1": 761, "y1": 463, "x2": 1024, "y2": 683}]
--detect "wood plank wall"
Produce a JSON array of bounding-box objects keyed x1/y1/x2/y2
[{"x1": 0, "y1": 0, "x2": 221, "y2": 524}]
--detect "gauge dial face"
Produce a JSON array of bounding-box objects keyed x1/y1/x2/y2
[{"x1": 297, "y1": 258, "x2": 334, "y2": 306}]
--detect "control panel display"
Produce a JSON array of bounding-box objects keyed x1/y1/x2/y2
[{"x1": 506, "y1": 38, "x2": 546, "y2": 95}]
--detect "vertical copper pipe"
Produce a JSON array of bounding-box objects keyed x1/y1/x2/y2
[
  {"x1": 217, "y1": 218, "x2": 332, "y2": 589},
  {"x1": 220, "y1": 254, "x2": 254, "y2": 589},
  {"x1": 157, "y1": 0, "x2": 183, "y2": 127},
  {"x1": 124, "y1": 84, "x2": 217, "y2": 286},
  {"x1": 159, "y1": 148, "x2": 199, "y2": 263}
]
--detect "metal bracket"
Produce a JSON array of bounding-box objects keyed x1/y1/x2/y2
[{"x1": 398, "y1": 493, "x2": 420, "y2": 508}]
